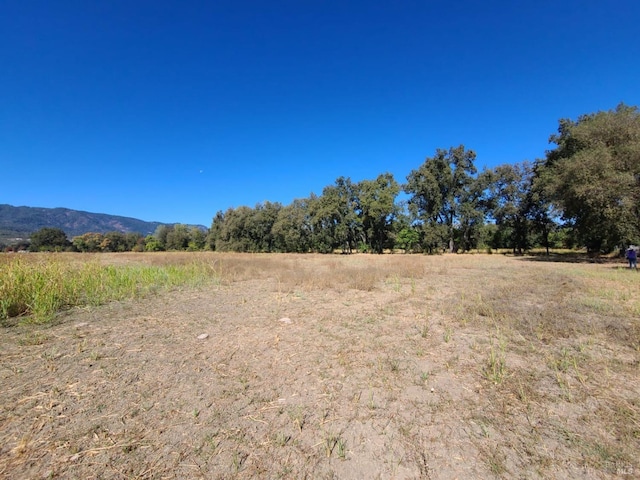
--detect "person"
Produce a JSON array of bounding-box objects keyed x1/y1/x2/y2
[{"x1": 626, "y1": 246, "x2": 637, "y2": 270}]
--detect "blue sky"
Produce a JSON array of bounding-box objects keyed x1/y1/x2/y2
[{"x1": 2, "y1": 1, "x2": 639, "y2": 226}]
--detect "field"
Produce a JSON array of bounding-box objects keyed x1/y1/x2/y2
[{"x1": 1, "y1": 252, "x2": 639, "y2": 479}]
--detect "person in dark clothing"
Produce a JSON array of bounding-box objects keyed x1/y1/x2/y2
[{"x1": 626, "y1": 247, "x2": 637, "y2": 270}]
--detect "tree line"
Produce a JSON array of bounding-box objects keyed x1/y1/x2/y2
[
  {"x1": 17, "y1": 225, "x2": 207, "y2": 253},
  {"x1": 207, "y1": 103, "x2": 640, "y2": 254},
  {"x1": 205, "y1": 155, "x2": 554, "y2": 254},
  {"x1": 12, "y1": 103, "x2": 640, "y2": 254}
]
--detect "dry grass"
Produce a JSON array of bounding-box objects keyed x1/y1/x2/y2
[{"x1": 0, "y1": 252, "x2": 638, "y2": 478}]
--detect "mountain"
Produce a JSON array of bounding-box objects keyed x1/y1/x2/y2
[{"x1": 0, "y1": 204, "x2": 201, "y2": 243}]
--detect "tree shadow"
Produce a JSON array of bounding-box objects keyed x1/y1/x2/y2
[{"x1": 514, "y1": 251, "x2": 624, "y2": 265}]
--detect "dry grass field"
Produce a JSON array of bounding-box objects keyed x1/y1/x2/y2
[{"x1": 1, "y1": 252, "x2": 639, "y2": 479}]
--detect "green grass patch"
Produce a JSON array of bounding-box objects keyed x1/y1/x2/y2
[{"x1": 0, "y1": 256, "x2": 219, "y2": 324}]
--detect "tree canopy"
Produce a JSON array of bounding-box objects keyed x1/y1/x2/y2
[
  {"x1": 539, "y1": 103, "x2": 640, "y2": 252},
  {"x1": 405, "y1": 145, "x2": 478, "y2": 252},
  {"x1": 30, "y1": 228, "x2": 71, "y2": 252}
]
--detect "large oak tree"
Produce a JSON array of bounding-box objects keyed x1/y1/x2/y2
[
  {"x1": 405, "y1": 145, "x2": 478, "y2": 252},
  {"x1": 540, "y1": 103, "x2": 640, "y2": 252}
]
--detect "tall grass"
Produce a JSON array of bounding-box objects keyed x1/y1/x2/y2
[{"x1": 0, "y1": 256, "x2": 219, "y2": 324}]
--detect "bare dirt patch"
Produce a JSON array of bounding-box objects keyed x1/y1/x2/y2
[{"x1": 1, "y1": 253, "x2": 638, "y2": 479}]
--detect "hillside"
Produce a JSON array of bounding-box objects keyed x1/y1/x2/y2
[{"x1": 0, "y1": 204, "x2": 190, "y2": 243}]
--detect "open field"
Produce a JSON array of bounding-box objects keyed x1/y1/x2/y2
[{"x1": 1, "y1": 252, "x2": 639, "y2": 479}]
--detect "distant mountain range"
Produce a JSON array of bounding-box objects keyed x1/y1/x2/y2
[{"x1": 0, "y1": 204, "x2": 204, "y2": 243}]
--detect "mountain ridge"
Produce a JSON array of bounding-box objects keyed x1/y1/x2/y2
[{"x1": 0, "y1": 204, "x2": 205, "y2": 243}]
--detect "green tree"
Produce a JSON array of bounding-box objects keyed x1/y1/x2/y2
[
  {"x1": 188, "y1": 226, "x2": 206, "y2": 251},
  {"x1": 124, "y1": 232, "x2": 144, "y2": 251},
  {"x1": 396, "y1": 226, "x2": 420, "y2": 253},
  {"x1": 207, "y1": 211, "x2": 225, "y2": 251},
  {"x1": 153, "y1": 225, "x2": 170, "y2": 251},
  {"x1": 166, "y1": 224, "x2": 190, "y2": 250},
  {"x1": 272, "y1": 198, "x2": 313, "y2": 252},
  {"x1": 355, "y1": 173, "x2": 400, "y2": 253},
  {"x1": 215, "y1": 206, "x2": 254, "y2": 252},
  {"x1": 540, "y1": 103, "x2": 640, "y2": 252},
  {"x1": 477, "y1": 223, "x2": 498, "y2": 251},
  {"x1": 527, "y1": 160, "x2": 558, "y2": 255},
  {"x1": 246, "y1": 202, "x2": 281, "y2": 252},
  {"x1": 30, "y1": 227, "x2": 71, "y2": 252},
  {"x1": 72, "y1": 232, "x2": 104, "y2": 252},
  {"x1": 144, "y1": 235, "x2": 162, "y2": 251},
  {"x1": 313, "y1": 177, "x2": 362, "y2": 253},
  {"x1": 480, "y1": 162, "x2": 534, "y2": 253},
  {"x1": 308, "y1": 193, "x2": 336, "y2": 253},
  {"x1": 456, "y1": 176, "x2": 485, "y2": 252},
  {"x1": 101, "y1": 231, "x2": 128, "y2": 252},
  {"x1": 405, "y1": 145, "x2": 478, "y2": 252}
]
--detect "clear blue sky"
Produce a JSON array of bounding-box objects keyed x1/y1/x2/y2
[{"x1": 2, "y1": 1, "x2": 639, "y2": 226}]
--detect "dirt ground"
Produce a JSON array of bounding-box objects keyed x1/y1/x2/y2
[{"x1": 1, "y1": 253, "x2": 638, "y2": 479}]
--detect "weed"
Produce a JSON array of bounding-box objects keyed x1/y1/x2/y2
[
  {"x1": 76, "y1": 339, "x2": 87, "y2": 353},
  {"x1": 368, "y1": 392, "x2": 377, "y2": 410},
  {"x1": 555, "y1": 372, "x2": 573, "y2": 401},
  {"x1": 288, "y1": 407, "x2": 306, "y2": 432},
  {"x1": 552, "y1": 347, "x2": 575, "y2": 372},
  {"x1": 336, "y1": 437, "x2": 347, "y2": 459},
  {"x1": 324, "y1": 432, "x2": 345, "y2": 458},
  {"x1": 420, "y1": 322, "x2": 429, "y2": 338},
  {"x1": 483, "y1": 342, "x2": 507, "y2": 384},
  {"x1": 41, "y1": 348, "x2": 59, "y2": 361},
  {"x1": 277, "y1": 465, "x2": 293, "y2": 478},
  {"x1": 203, "y1": 432, "x2": 220, "y2": 454},
  {"x1": 443, "y1": 327, "x2": 453, "y2": 343},
  {"x1": 515, "y1": 380, "x2": 529, "y2": 403},
  {"x1": 486, "y1": 446, "x2": 507, "y2": 475},
  {"x1": 231, "y1": 451, "x2": 247, "y2": 472},
  {"x1": 389, "y1": 274, "x2": 402, "y2": 292},
  {"x1": 122, "y1": 444, "x2": 136, "y2": 454},
  {"x1": 389, "y1": 358, "x2": 401, "y2": 373},
  {"x1": 273, "y1": 432, "x2": 291, "y2": 447}
]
